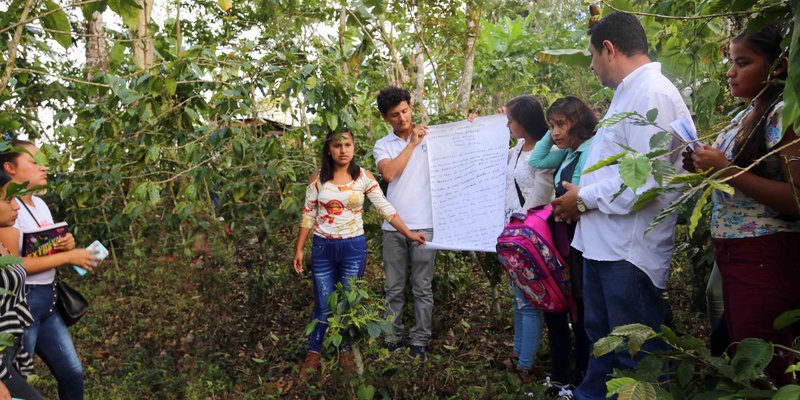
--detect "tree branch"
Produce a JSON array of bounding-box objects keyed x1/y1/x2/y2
[
  {"x1": 600, "y1": 0, "x2": 776, "y2": 20},
  {"x1": 0, "y1": 0, "x2": 105, "y2": 36},
  {"x1": 0, "y1": 0, "x2": 35, "y2": 96}
]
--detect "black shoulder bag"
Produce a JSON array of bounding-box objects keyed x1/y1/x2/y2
[{"x1": 18, "y1": 199, "x2": 89, "y2": 327}]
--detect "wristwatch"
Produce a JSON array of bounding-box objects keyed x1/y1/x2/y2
[{"x1": 576, "y1": 195, "x2": 587, "y2": 213}]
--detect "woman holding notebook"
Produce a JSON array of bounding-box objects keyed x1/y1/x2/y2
[{"x1": 0, "y1": 139, "x2": 100, "y2": 400}]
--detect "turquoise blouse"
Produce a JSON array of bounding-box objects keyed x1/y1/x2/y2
[{"x1": 528, "y1": 131, "x2": 594, "y2": 186}]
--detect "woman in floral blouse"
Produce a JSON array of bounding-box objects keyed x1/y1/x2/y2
[
  {"x1": 686, "y1": 26, "x2": 800, "y2": 385},
  {"x1": 293, "y1": 130, "x2": 425, "y2": 380}
]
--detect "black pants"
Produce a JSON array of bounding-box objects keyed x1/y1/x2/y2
[
  {"x1": 544, "y1": 240, "x2": 589, "y2": 386},
  {"x1": 2, "y1": 345, "x2": 44, "y2": 400}
]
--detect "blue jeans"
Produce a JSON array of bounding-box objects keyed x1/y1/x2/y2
[
  {"x1": 513, "y1": 286, "x2": 543, "y2": 371},
  {"x1": 575, "y1": 259, "x2": 666, "y2": 400},
  {"x1": 307, "y1": 235, "x2": 367, "y2": 353},
  {"x1": 24, "y1": 283, "x2": 84, "y2": 400}
]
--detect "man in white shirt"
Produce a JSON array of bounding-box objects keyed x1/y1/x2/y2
[
  {"x1": 372, "y1": 86, "x2": 434, "y2": 360},
  {"x1": 551, "y1": 12, "x2": 690, "y2": 399}
]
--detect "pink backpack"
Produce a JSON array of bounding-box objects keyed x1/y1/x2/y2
[{"x1": 496, "y1": 205, "x2": 572, "y2": 313}]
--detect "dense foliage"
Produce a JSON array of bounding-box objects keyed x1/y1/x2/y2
[{"x1": 0, "y1": 0, "x2": 798, "y2": 398}]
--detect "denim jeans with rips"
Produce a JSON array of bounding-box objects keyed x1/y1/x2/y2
[{"x1": 307, "y1": 235, "x2": 367, "y2": 353}]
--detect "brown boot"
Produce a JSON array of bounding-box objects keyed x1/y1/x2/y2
[
  {"x1": 298, "y1": 351, "x2": 321, "y2": 382},
  {"x1": 338, "y1": 351, "x2": 357, "y2": 376}
]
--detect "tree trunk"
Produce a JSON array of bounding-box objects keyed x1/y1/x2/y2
[
  {"x1": 458, "y1": 5, "x2": 480, "y2": 116},
  {"x1": 338, "y1": 4, "x2": 348, "y2": 75},
  {"x1": 414, "y1": 43, "x2": 428, "y2": 123},
  {"x1": 133, "y1": 0, "x2": 154, "y2": 68},
  {"x1": 175, "y1": 0, "x2": 182, "y2": 58},
  {"x1": 0, "y1": 0, "x2": 35, "y2": 96},
  {"x1": 85, "y1": 11, "x2": 109, "y2": 79}
]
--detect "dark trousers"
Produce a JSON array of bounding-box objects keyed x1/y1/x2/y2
[
  {"x1": 544, "y1": 245, "x2": 589, "y2": 385},
  {"x1": 2, "y1": 344, "x2": 44, "y2": 400},
  {"x1": 716, "y1": 232, "x2": 800, "y2": 385}
]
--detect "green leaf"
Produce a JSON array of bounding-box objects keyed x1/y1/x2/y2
[
  {"x1": 133, "y1": 182, "x2": 148, "y2": 201},
  {"x1": 326, "y1": 113, "x2": 339, "y2": 131},
  {"x1": 0, "y1": 332, "x2": 14, "y2": 350},
  {"x1": 606, "y1": 377, "x2": 638, "y2": 395},
  {"x1": 148, "y1": 183, "x2": 160, "y2": 206},
  {"x1": 773, "y1": 385, "x2": 800, "y2": 400},
  {"x1": 583, "y1": 152, "x2": 626, "y2": 175},
  {"x1": 109, "y1": 42, "x2": 126, "y2": 66},
  {"x1": 81, "y1": 0, "x2": 108, "y2": 20},
  {"x1": 617, "y1": 381, "x2": 657, "y2": 400},
  {"x1": 677, "y1": 360, "x2": 695, "y2": 387},
  {"x1": 611, "y1": 324, "x2": 657, "y2": 357},
  {"x1": 593, "y1": 335, "x2": 624, "y2": 358},
  {"x1": 330, "y1": 333, "x2": 343, "y2": 349},
  {"x1": 619, "y1": 154, "x2": 651, "y2": 192},
  {"x1": 0, "y1": 255, "x2": 24, "y2": 267},
  {"x1": 774, "y1": 309, "x2": 800, "y2": 330},
  {"x1": 669, "y1": 173, "x2": 705, "y2": 185},
  {"x1": 598, "y1": 112, "x2": 637, "y2": 129},
  {"x1": 632, "y1": 188, "x2": 662, "y2": 211},
  {"x1": 165, "y1": 78, "x2": 177, "y2": 96},
  {"x1": 42, "y1": 0, "x2": 72, "y2": 49},
  {"x1": 366, "y1": 322, "x2": 381, "y2": 338},
  {"x1": 688, "y1": 187, "x2": 712, "y2": 237},
  {"x1": 645, "y1": 149, "x2": 669, "y2": 158},
  {"x1": 731, "y1": 338, "x2": 773, "y2": 383},
  {"x1": 651, "y1": 159, "x2": 675, "y2": 186},
  {"x1": 693, "y1": 81, "x2": 721, "y2": 128},
  {"x1": 648, "y1": 132, "x2": 670, "y2": 150},
  {"x1": 646, "y1": 108, "x2": 659, "y2": 123},
  {"x1": 145, "y1": 146, "x2": 159, "y2": 164},
  {"x1": 107, "y1": 0, "x2": 142, "y2": 29},
  {"x1": 299, "y1": 63, "x2": 316, "y2": 77},
  {"x1": 785, "y1": 0, "x2": 800, "y2": 135},
  {"x1": 678, "y1": 335, "x2": 706, "y2": 352},
  {"x1": 659, "y1": 325, "x2": 679, "y2": 347},
  {"x1": 304, "y1": 319, "x2": 319, "y2": 336},
  {"x1": 537, "y1": 49, "x2": 591, "y2": 68},
  {"x1": 707, "y1": 180, "x2": 735, "y2": 196},
  {"x1": 357, "y1": 384, "x2": 376, "y2": 400}
]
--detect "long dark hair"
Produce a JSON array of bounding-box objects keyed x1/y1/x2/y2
[
  {"x1": 0, "y1": 139, "x2": 35, "y2": 173},
  {"x1": 506, "y1": 96, "x2": 549, "y2": 141},
  {"x1": 546, "y1": 96, "x2": 598, "y2": 142},
  {"x1": 730, "y1": 26, "x2": 786, "y2": 176},
  {"x1": 319, "y1": 131, "x2": 360, "y2": 184},
  {"x1": 0, "y1": 171, "x2": 10, "y2": 188}
]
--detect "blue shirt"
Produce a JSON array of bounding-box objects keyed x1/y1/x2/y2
[{"x1": 528, "y1": 131, "x2": 595, "y2": 187}]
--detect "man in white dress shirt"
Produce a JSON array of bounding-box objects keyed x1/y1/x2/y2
[
  {"x1": 551, "y1": 12, "x2": 690, "y2": 399},
  {"x1": 373, "y1": 86, "x2": 434, "y2": 361}
]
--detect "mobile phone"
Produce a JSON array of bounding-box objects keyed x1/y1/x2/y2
[{"x1": 74, "y1": 240, "x2": 109, "y2": 276}]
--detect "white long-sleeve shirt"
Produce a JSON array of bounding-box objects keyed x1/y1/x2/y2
[{"x1": 572, "y1": 62, "x2": 690, "y2": 289}]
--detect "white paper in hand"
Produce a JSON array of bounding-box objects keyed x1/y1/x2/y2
[{"x1": 669, "y1": 116, "x2": 700, "y2": 150}]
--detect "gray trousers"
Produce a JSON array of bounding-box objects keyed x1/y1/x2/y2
[{"x1": 382, "y1": 229, "x2": 436, "y2": 347}]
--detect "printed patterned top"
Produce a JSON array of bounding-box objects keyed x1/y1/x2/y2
[
  {"x1": 711, "y1": 101, "x2": 800, "y2": 238},
  {"x1": 301, "y1": 168, "x2": 398, "y2": 239},
  {"x1": 0, "y1": 259, "x2": 35, "y2": 380}
]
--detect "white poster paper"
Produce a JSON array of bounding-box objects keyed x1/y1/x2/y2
[{"x1": 423, "y1": 114, "x2": 509, "y2": 252}]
